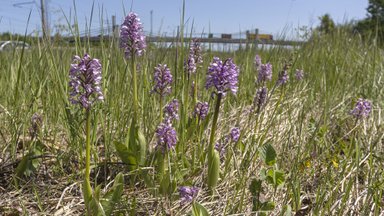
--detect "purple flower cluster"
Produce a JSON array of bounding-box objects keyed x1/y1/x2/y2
[
  {"x1": 277, "y1": 70, "x2": 289, "y2": 85},
  {"x1": 155, "y1": 123, "x2": 178, "y2": 151},
  {"x1": 164, "y1": 99, "x2": 179, "y2": 124},
  {"x1": 156, "y1": 99, "x2": 178, "y2": 151},
  {"x1": 120, "y1": 12, "x2": 146, "y2": 58},
  {"x1": 215, "y1": 136, "x2": 229, "y2": 159},
  {"x1": 230, "y1": 127, "x2": 240, "y2": 142},
  {"x1": 69, "y1": 54, "x2": 104, "y2": 109},
  {"x1": 29, "y1": 113, "x2": 43, "y2": 138},
  {"x1": 193, "y1": 101, "x2": 209, "y2": 120},
  {"x1": 190, "y1": 39, "x2": 203, "y2": 65},
  {"x1": 253, "y1": 87, "x2": 268, "y2": 112},
  {"x1": 185, "y1": 40, "x2": 203, "y2": 74},
  {"x1": 350, "y1": 98, "x2": 372, "y2": 119},
  {"x1": 295, "y1": 69, "x2": 304, "y2": 80},
  {"x1": 258, "y1": 63, "x2": 273, "y2": 83},
  {"x1": 179, "y1": 186, "x2": 199, "y2": 204},
  {"x1": 254, "y1": 54, "x2": 262, "y2": 70},
  {"x1": 152, "y1": 64, "x2": 173, "y2": 97},
  {"x1": 206, "y1": 57, "x2": 239, "y2": 95},
  {"x1": 185, "y1": 56, "x2": 196, "y2": 74}
]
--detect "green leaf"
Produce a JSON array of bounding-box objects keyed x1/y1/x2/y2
[
  {"x1": 273, "y1": 170, "x2": 285, "y2": 187},
  {"x1": 137, "y1": 129, "x2": 147, "y2": 166},
  {"x1": 266, "y1": 169, "x2": 285, "y2": 188},
  {"x1": 14, "y1": 149, "x2": 43, "y2": 187},
  {"x1": 252, "y1": 197, "x2": 263, "y2": 211},
  {"x1": 90, "y1": 185, "x2": 106, "y2": 216},
  {"x1": 142, "y1": 169, "x2": 155, "y2": 193},
  {"x1": 249, "y1": 178, "x2": 262, "y2": 196},
  {"x1": 192, "y1": 201, "x2": 210, "y2": 216},
  {"x1": 317, "y1": 124, "x2": 328, "y2": 137},
  {"x1": 128, "y1": 119, "x2": 136, "y2": 150},
  {"x1": 259, "y1": 143, "x2": 276, "y2": 166},
  {"x1": 283, "y1": 205, "x2": 292, "y2": 216},
  {"x1": 15, "y1": 147, "x2": 42, "y2": 178},
  {"x1": 259, "y1": 168, "x2": 267, "y2": 180},
  {"x1": 82, "y1": 178, "x2": 93, "y2": 214},
  {"x1": 15, "y1": 154, "x2": 30, "y2": 179},
  {"x1": 159, "y1": 171, "x2": 176, "y2": 196},
  {"x1": 101, "y1": 173, "x2": 124, "y2": 216},
  {"x1": 29, "y1": 148, "x2": 42, "y2": 175},
  {"x1": 260, "y1": 201, "x2": 275, "y2": 211},
  {"x1": 156, "y1": 151, "x2": 165, "y2": 178},
  {"x1": 127, "y1": 121, "x2": 147, "y2": 167},
  {"x1": 170, "y1": 180, "x2": 177, "y2": 195},
  {"x1": 114, "y1": 141, "x2": 137, "y2": 170},
  {"x1": 159, "y1": 172, "x2": 170, "y2": 195},
  {"x1": 207, "y1": 151, "x2": 220, "y2": 190}
]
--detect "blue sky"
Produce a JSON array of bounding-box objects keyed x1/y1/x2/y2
[{"x1": 0, "y1": 0, "x2": 369, "y2": 38}]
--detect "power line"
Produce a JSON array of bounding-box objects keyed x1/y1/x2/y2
[
  {"x1": 0, "y1": 15, "x2": 40, "y2": 26},
  {"x1": 13, "y1": 1, "x2": 36, "y2": 8}
]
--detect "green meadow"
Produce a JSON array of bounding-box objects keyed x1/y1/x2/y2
[{"x1": 0, "y1": 12, "x2": 383, "y2": 215}]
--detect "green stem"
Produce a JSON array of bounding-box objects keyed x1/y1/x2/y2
[
  {"x1": 208, "y1": 93, "x2": 222, "y2": 154},
  {"x1": 159, "y1": 96, "x2": 163, "y2": 123},
  {"x1": 83, "y1": 109, "x2": 93, "y2": 215},
  {"x1": 85, "y1": 109, "x2": 91, "y2": 184},
  {"x1": 131, "y1": 55, "x2": 139, "y2": 121},
  {"x1": 207, "y1": 93, "x2": 222, "y2": 191},
  {"x1": 158, "y1": 152, "x2": 165, "y2": 178},
  {"x1": 194, "y1": 73, "x2": 198, "y2": 104},
  {"x1": 181, "y1": 77, "x2": 191, "y2": 155},
  {"x1": 191, "y1": 118, "x2": 200, "y2": 169},
  {"x1": 198, "y1": 120, "x2": 205, "y2": 165},
  {"x1": 185, "y1": 75, "x2": 191, "y2": 113},
  {"x1": 167, "y1": 150, "x2": 173, "y2": 187}
]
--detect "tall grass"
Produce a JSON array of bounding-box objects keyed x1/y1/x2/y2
[{"x1": 0, "y1": 18, "x2": 383, "y2": 215}]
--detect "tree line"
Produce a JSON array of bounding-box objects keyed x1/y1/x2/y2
[{"x1": 318, "y1": 0, "x2": 384, "y2": 45}]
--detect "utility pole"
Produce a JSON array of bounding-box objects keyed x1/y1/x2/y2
[
  {"x1": 255, "y1": 28, "x2": 259, "y2": 50},
  {"x1": 41, "y1": 0, "x2": 48, "y2": 39},
  {"x1": 112, "y1": 15, "x2": 117, "y2": 38},
  {"x1": 150, "y1": 10, "x2": 153, "y2": 36}
]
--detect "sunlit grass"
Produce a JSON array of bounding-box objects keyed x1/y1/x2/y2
[{"x1": 0, "y1": 16, "x2": 383, "y2": 215}]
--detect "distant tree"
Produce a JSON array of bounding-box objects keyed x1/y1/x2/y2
[
  {"x1": 355, "y1": 0, "x2": 384, "y2": 44},
  {"x1": 318, "y1": 14, "x2": 335, "y2": 34},
  {"x1": 0, "y1": 32, "x2": 13, "y2": 40},
  {"x1": 367, "y1": 0, "x2": 384, "y2": 20}
]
